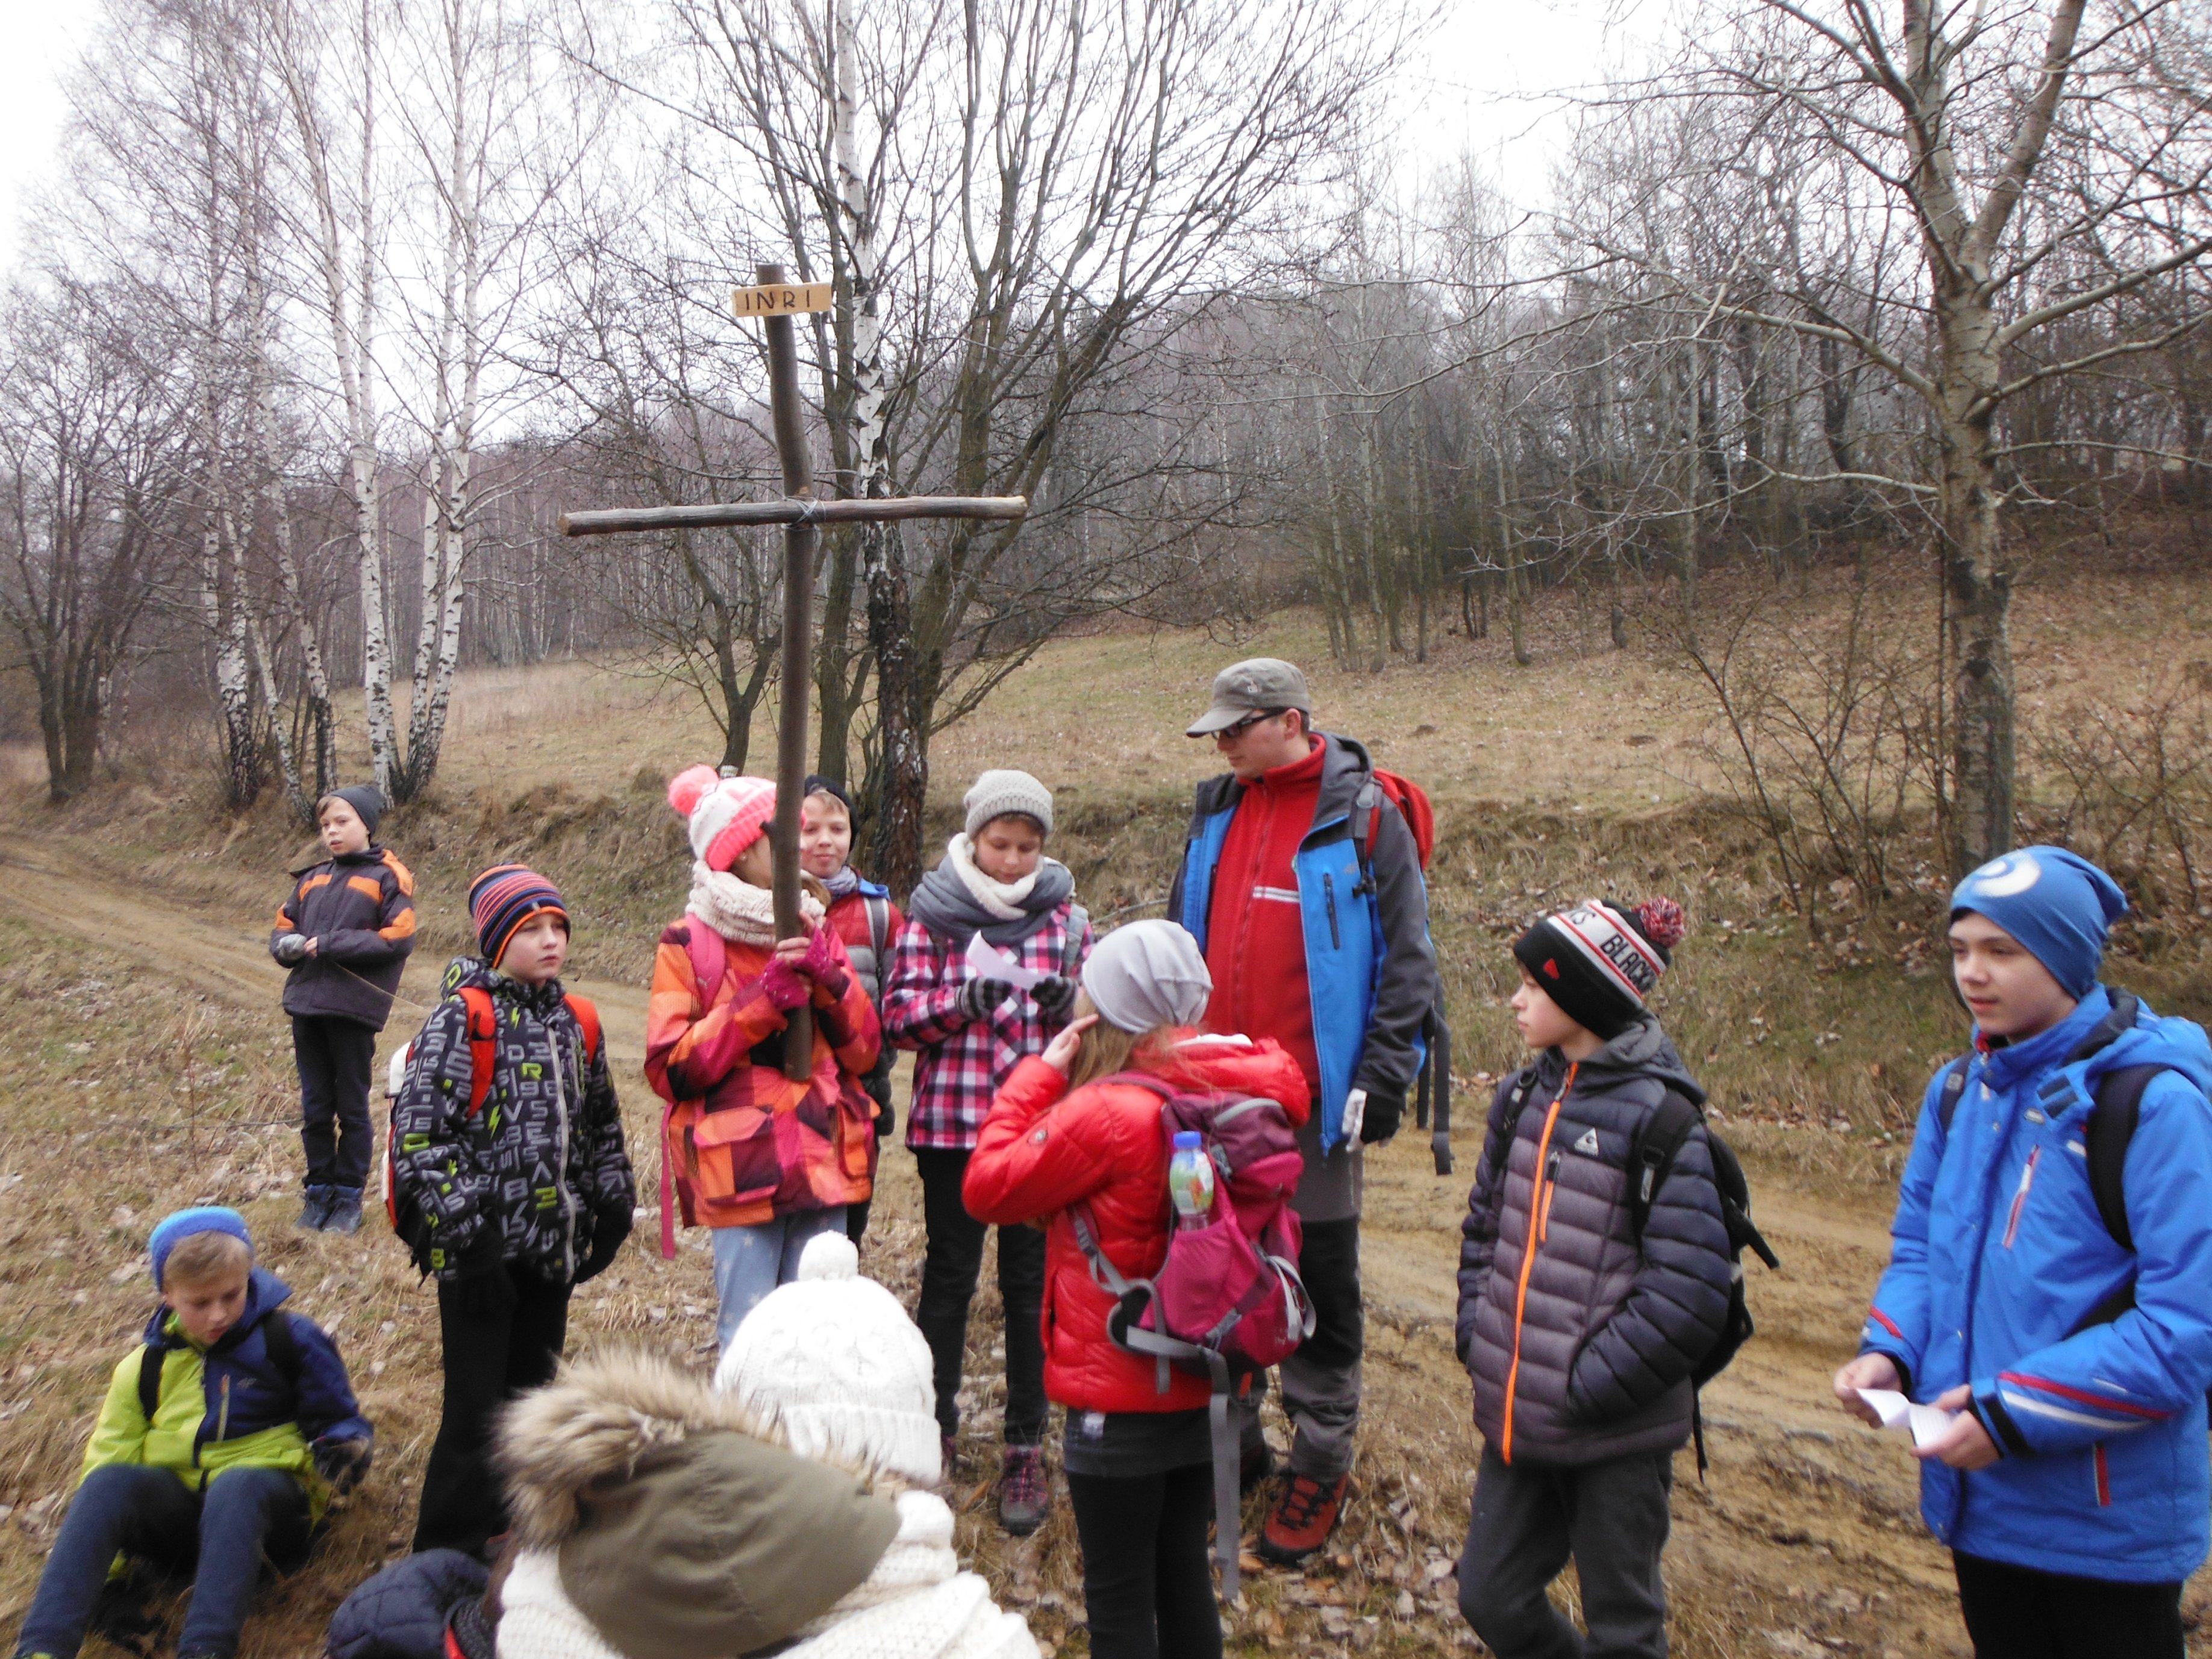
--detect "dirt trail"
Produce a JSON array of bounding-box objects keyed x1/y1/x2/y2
[
  {"x1": 10, "y1": 828, "x2": 2207, "y2": 1657},
  {"x1": 0, "y1": 831, "x2": 651, "y2": 1070}
]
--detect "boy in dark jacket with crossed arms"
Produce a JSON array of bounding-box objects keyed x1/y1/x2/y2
[{"x1": 1455, "y1": 898, "x2": 1732, "y2": 1659}]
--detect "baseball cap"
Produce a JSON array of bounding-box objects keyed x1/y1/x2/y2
[{"x1": 1185, "y1": 658, "x2": 1312, "y2": 737}]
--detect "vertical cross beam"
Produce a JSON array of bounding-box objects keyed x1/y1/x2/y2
[
  {"x1": 758, "y1": 261, "x2": 817, "y2": 1080},
  {"x1": 556, "y1": 263, "x2": 1027, "y2": 1092}
]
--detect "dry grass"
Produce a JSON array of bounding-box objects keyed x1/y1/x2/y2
[{"x1": 4, "y1": 555, "x2": 2212, "y2": 1655}]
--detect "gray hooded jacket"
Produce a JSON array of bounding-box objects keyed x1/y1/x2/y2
[{"x1": 1455, "y1": 1019, "x2": 1732, "y2": 1466}]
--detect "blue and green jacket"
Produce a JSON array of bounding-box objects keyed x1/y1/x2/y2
[
  {"x1": 83, "y1": 1268, "x2": 370, "y2": 1521},
  {"x1": 1862, "y1": 987, "x2": 2212, "y2": 1582}
]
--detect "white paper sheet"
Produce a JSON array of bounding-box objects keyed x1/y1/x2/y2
[
  {"x1": 1855, "y1": 1388, "x2": 1958, "y2": 1449},
  {"x1": 965, "y1": 931, "x2": 1046, "y2": 990}
]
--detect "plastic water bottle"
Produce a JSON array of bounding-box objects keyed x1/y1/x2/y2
[{"x1": 1168, "y1": 1131, "x2": 1215, "y2": 1229}]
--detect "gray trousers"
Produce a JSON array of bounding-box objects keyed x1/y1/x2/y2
[
  {"x1": 1236, "y1": 1216, "x2": 1362, "y2": 1480},
  {"x1": 1457, "y1": 1443, "x2": 1673, "y2": 1659}
]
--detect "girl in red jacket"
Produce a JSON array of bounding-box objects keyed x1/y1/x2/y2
[{"x1": 966, "y1": 920, "x2": 1309, "y2": 1659}]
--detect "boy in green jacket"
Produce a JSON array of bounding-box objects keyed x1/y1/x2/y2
[{"x1": 11, "y1": 1208, "x2": 371, "y2": 1659}]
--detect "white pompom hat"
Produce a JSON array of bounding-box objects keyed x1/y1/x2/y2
[{"x1": 713, "y1": 1232, "x2": 942, "y2": 1486}]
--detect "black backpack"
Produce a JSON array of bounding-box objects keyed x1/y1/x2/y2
[{"x1": 1479, "y1": 1070, "x2": 1779, "y2": 1473}]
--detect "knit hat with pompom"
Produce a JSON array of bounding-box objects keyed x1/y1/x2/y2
[
  {"x1": 669, "y1": 766, "x2": 778, "y2": 873},
  {"x1": 1513, "y1": 897, "x2": 1687, "y2": 1041},
  {"x1": 713, "y1": 1233, "x2": 941, "y2": 1486}
]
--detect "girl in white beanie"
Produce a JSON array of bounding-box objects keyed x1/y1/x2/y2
[
  {"x1": 645, "y1": 767, "x2": 884, "y2": 1352},
  {"x1": 495, "y1": 1233, "x2": 1037, "y2": 1659},
  {"x1": 965, "y1": 922, "x2": 1310, "y2": 1659},
  {"x1": 879, "y1": 769, "x2": 1094, "y2": 1538}
]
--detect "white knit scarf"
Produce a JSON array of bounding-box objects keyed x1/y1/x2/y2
[
  {"x1": 945, "y1": 834, "x2": 1036, "y2": 922},
  {"x1": 686, "y1": 861, "x2": 825, "y2": 945}
]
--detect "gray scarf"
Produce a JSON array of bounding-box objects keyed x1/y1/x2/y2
[{"x1": 907, "y1": 836, "x2": 1074, "y2": 949}]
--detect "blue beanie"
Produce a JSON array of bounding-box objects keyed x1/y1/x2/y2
[
  {"x1": 1949, "y1": 846, "x2": 2129, "y2": 999},
  {"x1": 149, "y1": 1207, "x2": 253, "y2": 1289}
]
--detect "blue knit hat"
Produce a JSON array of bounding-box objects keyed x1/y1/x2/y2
[
  {"x1": 149, "y1": 1207, "x2": 253, "y2": 1288},
  {"x1": 1949, "y1": 846, "x2": 2129, "y2": 999}
]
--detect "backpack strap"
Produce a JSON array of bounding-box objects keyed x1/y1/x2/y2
[
  {"x1": 563, "y1": 995, "x2": 604, "y2": 1069},
  {"x1": 136, "y1": 1335, "x2": 170, "y2": 1424},
  {"x1": 865, "y1": 895, "x2": 892, "y2": 990},
  {"x1": 455, "y1": 986, "x2": 499, "y2": 1119},
  {"x1": 2085, "y1": 1067, "x2": 2160, "y2": 1254},
  {"x1": 1935, "y1": 1055, "x2": 1972, "y2": 1134},
  {"x1": 1062, "y1": 905, "x2": 1089, "y2": 979},
  {"x1": 685, "y1": 921, "x2": 729, "y2": 1010},
  {"x1": 1628, "y1": 1093, "x2": 1704, "y2": 1239}
]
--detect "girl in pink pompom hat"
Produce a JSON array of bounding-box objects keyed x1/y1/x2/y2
[{"x1": 645, "y1": 767, "x2": 884, "y2": 1351}]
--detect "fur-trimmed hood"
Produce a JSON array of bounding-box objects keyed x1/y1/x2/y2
[
  {"x1": 496, "y1": 1347, "x2": 904, "y2": 1549},
  {"x1": 493, "y1": 1350, "x2": 908, "y2": 1659}
]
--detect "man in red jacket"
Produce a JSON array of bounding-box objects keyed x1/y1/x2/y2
[{"x1": 1167, "y1": 658, "x2": 1438, "y2": 1564}]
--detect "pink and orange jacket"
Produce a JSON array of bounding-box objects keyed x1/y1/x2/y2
[{"x1": 645, "y1": 917, "x2": 881, "y2": 1231}]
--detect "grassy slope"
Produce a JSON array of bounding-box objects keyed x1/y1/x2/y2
[{"x1": 2, "y1": 555, "x2": 2210, "y2": 1656}]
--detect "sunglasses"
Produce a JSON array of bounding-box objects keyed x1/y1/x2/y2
[{"x1": 1217, "y1": 709, "x2": 1286, "y2": 741}]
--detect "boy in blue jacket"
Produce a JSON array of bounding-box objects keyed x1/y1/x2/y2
[
  {"x1": 1834, "y1": 846, "x2": 2212, "y2": 1659},
  {"x1": 11, "y1": 1208, "x2": 371, "y2": 1659}
]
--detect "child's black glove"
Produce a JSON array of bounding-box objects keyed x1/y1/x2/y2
[
  {"x1": 1031, "y1": 975, "x2": 1078, "y2": 1019},
  {"x1": 574, "y1": 1206, "x2": 633, "y2": 1284},
  {"x1": 960, "y1": 978, "x2": 1014, "y2": 1020},
  {"x1": 313, "y1": 1434, "x2": 373, "y2": 1495},
  {"x1": 452, "y1": 1229, "x2": 514, "y2": 1320}
]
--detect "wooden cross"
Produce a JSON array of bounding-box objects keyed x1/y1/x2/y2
[{"x1": 560, "y1": 261, "x2": 1025, "y2": 1078}]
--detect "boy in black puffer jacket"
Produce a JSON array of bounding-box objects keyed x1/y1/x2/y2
[
  {"x1": 271, "y1": 785, "x2": 416, "y2": 1235},
  {"x1": 390, "y1": 865, "x2": 634, "y2": 1561},
  {"x1": 1454, "y1": 898, "x2": 1731, "y2": 1659}
]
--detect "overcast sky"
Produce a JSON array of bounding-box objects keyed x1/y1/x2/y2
[{"x1": 0, "y1": 0, "x2": 1660, "y2": 273}]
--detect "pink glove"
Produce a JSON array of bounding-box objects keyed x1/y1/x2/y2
[
  {"x1": 798, "y1": 926, "x2": 851, "y2": 1002},
  {"x1": 758, "y1": 955, "x2": 809, "y2": 1011}
]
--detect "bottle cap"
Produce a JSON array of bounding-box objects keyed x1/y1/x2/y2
[{"x1": 1172, "y1": 1131, "x2": 1202, "y2": 1149}]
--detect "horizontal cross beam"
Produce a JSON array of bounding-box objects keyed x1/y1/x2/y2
[{"x1": 557, "y1": 495, "x2": 1028, "y2": 537}]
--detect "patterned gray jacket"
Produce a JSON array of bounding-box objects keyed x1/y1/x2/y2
[{"x1": 392, "y1": 958, "x2": 634, "y2": 1283}]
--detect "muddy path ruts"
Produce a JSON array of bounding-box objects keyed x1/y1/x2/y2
[{"x1": 0, "y1": 831, "x2": 651, "y2": 1071}]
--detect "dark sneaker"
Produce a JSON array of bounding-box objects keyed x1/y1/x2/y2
[
  {"x1": 1240, "y1": 1436, "x2": 1276, "y2": 1495},
  {"x1": 323, "y1": 1186, "x2": 365, "y2": 1236},
  {"x1": 296, "y1": 1186, "x2": 334, "y2": 1231},
  {"x1": 940, "y1": 1432, "x2": 961, "y2": 1484},
  {"x1": 996, "y1": 1444, "x2": 1049, "y2": 1537},
  {"x1": 1257, "y1": 1472, "x2": 1349, "y2": 1564}
]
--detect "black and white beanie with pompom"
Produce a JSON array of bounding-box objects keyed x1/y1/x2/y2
[{"x1": 1513, "y1": 897, "x2": 1687, "y2": 1041}]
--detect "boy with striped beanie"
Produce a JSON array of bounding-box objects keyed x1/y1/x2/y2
[
  {"x1": 388, "y1": 862, "x2": 635, "y2": 1559},
  {"x1": 1454, "y1": 895, "x2": 1733, "y2": 1659}
]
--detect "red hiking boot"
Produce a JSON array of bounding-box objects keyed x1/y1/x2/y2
[{"x1": 1257, "y1": 1472, "x2": 1349, "y2": 1564}]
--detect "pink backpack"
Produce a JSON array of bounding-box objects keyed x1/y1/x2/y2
[{"x1": 1072, "y1": 1069, "x2": 1314, "y2": 1597}]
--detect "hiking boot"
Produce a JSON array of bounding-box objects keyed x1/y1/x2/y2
[
  {"x1": 1257, "y1": 1472, "x2": 1349, "y2": 1564},
  {"x1": 1240, "y1": 1436, "x2": 1276, "y2": 1495},
  {"x1": 296, "y1": 1186, "x2": 335, "y2": 1231},
  {"x1": 996, "y1": 1444, "x2": 1049, "y2": 1537},
  {"x1": 940, "y1": 1432, "x2": 961, "y2": 1484},
  {"x1": 323, "y1": 1186, "x2": 364, "y2": 1236}
]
